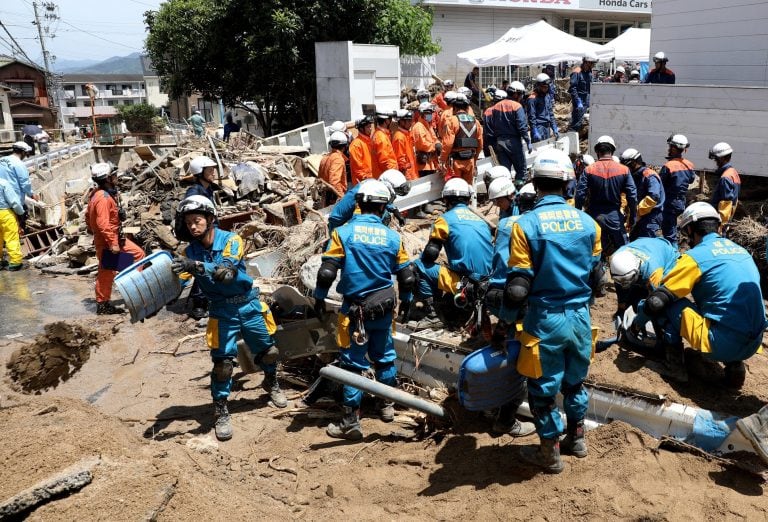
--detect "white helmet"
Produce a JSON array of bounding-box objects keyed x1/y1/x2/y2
[
  {"x1": 189, "y1": 155, "x2": 217, "y2": 175},
  {"x1": 355, "y1": 179, "x2": 391, "y2": 205},
  {"x1": 679, "y1": 202, "x2": 721, "y2": 229},
  {"x1": 454, "y1": 93, "x2": 469, "y2": 105},
  {"x1": 458, "y1": 86, "x2": 472, "y2": 97},
  {"x1": 418, "y1": 102, "x2": 434, "y2": 113},
  {"x1": 442, "y1": 177, "x2": 472, "y2": 199},
  {"x1": 329, "y1": 131, "x2": 348, "y2": 147},
  {"x1": 379, "y1": 169, "x2": 411, "y2": 198},
  {"x1": 583, "y1": 51, "x2": 598, "y2": 62},
  {"x1": 582, "y1": 154, "x2": 595, "y2": 166},
  {"x1": 492, "y1": 89, "x2": 507, "y2": 101},
  {"x1": 485, "y1": 165, "x2": 512, "y2": 184},
  {"x1": 518, "y1": 183, "x2": 536, "y2": 197},
  {"x1": 488, "y1": 177, "x2": 516, "y2": 200},
  {"x1": 395, "y1": 109, "x2": 413, "y2": 121},
  {"x1": 595, "y1": 135, "x2": 616, "y2": 152},
  {"x1": 445, "y1": 91, "x2": 458, "y2": 103},
  {"x1": 330, "y1": 120, "x2": 346, "y2": 133},
  {"x1": 653, "y1": 51, "x2": 667, "y2": 62},
  {"x1": 667, "y1": 134, "x2": 689, "y2": 150},
  {"x1": 90, "y1": 162, "x2": 114, "y2": 181},
  {"x1": 509, "y1": 81, "x2": 526, "y2": 94},
  {"x1": 12, "y1": 141, "x2": 32, "y2": 153},
  {"x1": 610, "y1": 249, "x2": 641, "y2": 289},
  {"x1": 444, "y1": 79, "x2": 455, "y2": 88},
  {"x1": 709, "y1": 142, "x2": 733, "y2": 159},
  {"x1": 517, "y1": 182, "x2": 537, "y2": 212},
  {"x1": 178, "y1": 195, "x2": 217, "y2": 218},
  {"x1": 416, "y1": 88, "x2": 430, "y2": 99},
  {"x1": 620, "y1": 148, "x2": 642, "y2": 165},
  {"x1": 630, "y1": 69, "x2": 640, "y2": 78},
  {"x1": 532, "y1": 149, "x2": 575, "y2": 181},
  {"x1": 615, "y1": 66, "x2": 626, "y2": 74},
  {"x1": 535, "y1": 73, "x2": 550, "y2": 84}
]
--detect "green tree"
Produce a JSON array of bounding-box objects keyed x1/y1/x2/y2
[
  {"x1": 117, "y1": 103, "x2": 158, "y2": 135},
  {"x1": 144, "y1": 0, "x2": 440, "y2": 135}
]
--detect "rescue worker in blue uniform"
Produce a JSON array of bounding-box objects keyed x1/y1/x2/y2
[
  {"x1": 542, "y1": 64, "x2": 557, "y2": 104},
  {"x1": 326, "y1": 170, "x2": 409, "y2": 237},
  {"x1": 575, "y1": 135, "x2": 637, "y2": 259},
  {"x1": 526, "y1": 74, "x2": 559, "y2": 144},
  {"x1": 505, "y1": 148, "x2": 602, "y2": 474},
  {"x1": 708, "y1": 142, "x2": 741, "y2": 226},
  {"x1": 620, "y1": 148, "x2": 665, "y2": 239},
  {"x1": 609, "y1": 236, "x2": 678, "y2": 328},
  {"x1": 479, "y1": 176, "x2": 536, "y2": 437},
  {"x1": 483, "y1": 165, "x2": 514, "y2": 218},
  {"x1": 659, "y1": 134, "x2": 696, "y2": 244},
  {"x1": 171, "y1": 196, "x2": 286, "y2": 441},
  {"x1": 568, "y1": 52, "x2": 596, "y2": 132},
  {"x1": 313, "y1": 180, "x2": 415, "y2": 441},
  {"x1": 487, "y1": 81, "x2": 531, "y2": 184},
  {"x1": 482, "y1": 89, "x2": 507, "y2": 157},
  {"x1": 182, "y1": 155, "x2": 220, "y2": 320},
  {"x1": 635, "y1": 202, "x2": 766, "y2": 389},
  {"x1": 413, "y1": 178, "x2": 493, "y2": 323}
]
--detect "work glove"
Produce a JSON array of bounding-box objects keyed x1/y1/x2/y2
[
  {"x1": 531, "y1": 130, "x2": 541, "y2": 142},
  {"x1": 391, "y1": 208, "x2": 406, "y2": 226},
  {"x1": 526, "y1": 142, "x2": 533, "y2": 154},
  {"x1": 171, "y1": 257, "x2": 202, "y2": 275},
  {"x1": 212, "y1": 264, "x2": 236, "y2": 284},
  {"x1": 576, "y1": 100, "x2": 584, "y2": 110},
  {"x1": 553, "y1": 130, "x2": 560, "y2": 140},
  {"x1": 313, "y1": 298, "x2": 326, "y2": 321},
  {"x1": 434, "y1": 142, "x2": 442, "y2": 155}
]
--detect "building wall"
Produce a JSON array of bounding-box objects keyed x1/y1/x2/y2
[
  {"x1": 650, "y1": 0, "x2": 768, "y2": 86},
  {"x1": 0, "y1": 62, "x2": 50, "y2": 107},
  {"x1": 0, "y1": 89, "x2": 13, "y2": 131},
  {"x1": 144, "y1": 77, "x2": 169, "y2": 108}
]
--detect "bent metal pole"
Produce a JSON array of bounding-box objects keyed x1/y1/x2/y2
[{"x1": 319, "y1": 365, "x2": 446, "y2": 419}]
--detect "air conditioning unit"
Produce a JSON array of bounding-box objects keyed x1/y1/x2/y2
[{"x1": 0, "y1": 129, "x2": 16, "y2": 143}]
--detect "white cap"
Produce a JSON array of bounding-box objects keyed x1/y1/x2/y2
[
  {"x1": 653, "y1": 51, "x2": 667, "y2": 61},
  {"x1": 12, "y1": 141, "x2": 32, "y2": 152}
]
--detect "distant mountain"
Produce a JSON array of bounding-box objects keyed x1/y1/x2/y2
[
  {"x1": 69, "y1": 52, "x2": 143, "y2": 75},
  {"x1": 54, "y1": 58, "x2": 100, "y2": 73}
]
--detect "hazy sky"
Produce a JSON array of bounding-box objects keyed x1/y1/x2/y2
[{"x1": 0, "y1": 0, "x2": 166, "y2": 64}]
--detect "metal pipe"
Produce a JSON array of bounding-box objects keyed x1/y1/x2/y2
[{"x1": 319, "y1": 365, "x2": 446, "y2": 419}]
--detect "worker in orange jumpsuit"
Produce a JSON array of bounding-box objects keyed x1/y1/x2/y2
[
  {"x1": 319, "y1": 131, "x2": 349, "y2": 206},
  {"x1": 440, "y1": 93, "x2": 483, "y2": 184},
  {"x1": 392, "y1": 109, "x2": 418, "y2": 181},
  {"x1": 348, "y1": 116, "x2": 375, "y2": 186},
  {"x1": 412, "y1": 103, "x2": 440, "y2": 176},
  {"x1": 433, "y1": 79, "x2": 454, "y2": 111},
  {"x1": 86, "y1": 162, "x2": 145, "y2": 314},
  {"x1": 372, "y1": 111, "x2": 398, "y2": 178},
  {"x1": 438, "y1": 91, "x2": 457, "y2": 138}
]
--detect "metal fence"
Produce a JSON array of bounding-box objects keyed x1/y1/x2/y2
[{"x1": 23, "y1": 140, "x2": 93, "y2": 173}]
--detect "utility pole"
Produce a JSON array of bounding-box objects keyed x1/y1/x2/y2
[{"x1": 32, "y1": 2, "x2": 63, "y2": 131}]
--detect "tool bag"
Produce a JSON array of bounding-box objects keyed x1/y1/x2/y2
[
  {"x1": 350, "y1": 286, "x2": 396, "y2": 321},
  {"x1": 457, "y1": 339, "x2": 525, "y2": 411}
]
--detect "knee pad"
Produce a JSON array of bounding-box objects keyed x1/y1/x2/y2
[
  {"x1": 212, "y1": 359, "x2": 234, "y2": 382},
  {"x1": 561, "y1": 380, "x2": 584, "y2": 397}
]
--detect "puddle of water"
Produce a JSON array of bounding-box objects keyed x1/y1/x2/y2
[{"x1": 0, "y1": 270, "x2": 94, "y2": 337}]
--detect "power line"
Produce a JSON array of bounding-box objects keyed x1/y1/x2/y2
[
  {"x1": 59, "y1": 20, "x2": 143, "y2": 51},
  {"x1": 0, "y1": 19, "x2": 38, "y2": 65}
]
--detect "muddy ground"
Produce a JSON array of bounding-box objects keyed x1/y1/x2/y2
[{"x1": 1, "y1": 263, "x2": 768, "y2": 520}]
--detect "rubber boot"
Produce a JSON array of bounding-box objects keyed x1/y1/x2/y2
[
  {"x1": 520, "y1": 438, "x2": 564, "y2": 474},
  {"x1": 7, "y1": 262, "x2": 23, "y2": 272},
  {"x1": 663, "y1": 341, "x2": 688, "y2": 383},
  {"x1": 262, "y1": 372, "x2": 288, "y2": 408},
  {"x1": 736, "y1": 405, "x2": 768, "y2": 465},
  {"x1": 189, "y1": 297, "x2": 208, "y2": 320},
  {"x1": 723, "y1": 361, "x2": 746, "y2": 390},
  {"x1": 560, "y1": 420, "x2": 588, "y2": 458},
  {"x1": 97, "y1": 302, "x2": 125, "y2": 315},
  {"x1": 416, "y1": 298, "x2": 442, "y2": 329},
  {"x1": 326, "y1": 406, "x2": 363, "y2": 441},
  {"x1": 377, "y1": 399, "x2": 395, "y2": 422},
  {"x1": 213, "y1": 399, "x2": 233, "y2": 441},
  {"x1": 492, "y1": 404, "x2": 535, "y2": 437}
]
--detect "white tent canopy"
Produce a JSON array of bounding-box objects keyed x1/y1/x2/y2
[
  {"x1": 457, "y1": 20, "x2": 614, "y2": 67},
  {"x1": 603, "y1": 28, "x2": 651, "y2": 63}
]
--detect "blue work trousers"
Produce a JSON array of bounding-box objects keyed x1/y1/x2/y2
[
  {"x1": 569, "y1": 104, "x2": 587, "y2": 131},
  {"x1": 207, "y1": 298, "x2": 277, "y2": 400},
  {"x1": 518, "y1": 303, "x2": 592, "y2": 439},
  {"x1": 593, "y1": 209, "x2": 629, "y2": 257},
  {"x1": 495, "y1": 137, "x2": 527, "y2": 182},
  {"x1": 631, "y1": 214, "x2": 663, "y2": 240}
]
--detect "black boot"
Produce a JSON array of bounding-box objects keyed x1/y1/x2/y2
[
  {"x1": 189, "y1": 298, "x2": 208, "y2": 320},
  {"x1": 262, "y1": 372, "x2": 288, "y2": 408},
  {"x1": 520, "y1": 438, "x2": 564, "y2": 474},
  {"x1": 560, "y1": 420, "x2": 588, "y2": 457},
  {"x1": 213, "y1": 399, "x2": 233, "y2": 441},
  {"x1": 97, "y1": 302, "x2": 125, "y2": 315},
  {"x1": 327, "y1": 406, "x2": 363, "y2": 440},
  {"x1": 415, "y1": 298, "x2": 442, "y2": 329},
  {"x1": 377, "y1": 399, "x2": 395, "y2": 422}
]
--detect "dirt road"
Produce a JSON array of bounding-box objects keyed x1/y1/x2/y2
[{"x1": 1, "y1": 271, "x2": 767, "y2": 520}]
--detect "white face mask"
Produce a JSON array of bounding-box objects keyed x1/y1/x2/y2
[{"x1": 424, "y1": 114, "x2": 433, "y2": 122}]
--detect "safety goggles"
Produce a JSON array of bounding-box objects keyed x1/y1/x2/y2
[{"x1": 612, "y1": 270, "x2": 638, "y2": 289}]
